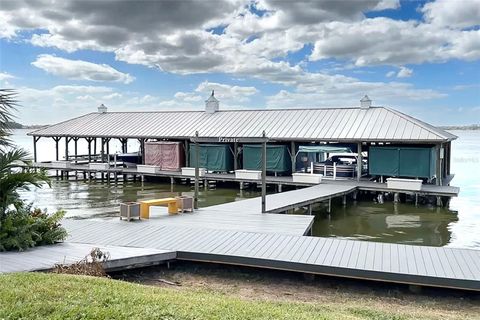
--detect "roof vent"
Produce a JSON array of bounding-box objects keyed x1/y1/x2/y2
[
  {"x1": 205, "y1": 90, "x2": 219, "y2": 114},
  {"x1": 98, "y1": 104, "x2": 107, "y2": 113},
  {"x1": 360, "y1": 95, "x2": 372, "y2": 109}
]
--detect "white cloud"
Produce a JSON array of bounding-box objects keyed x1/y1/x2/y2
[
  {"x1": 397, "y1": 66, "x2": 413, "y2": 78},
  {"x1": 31, "y1": 54, "x2": 135, "y2": 83},
  {"x1": 386, "y1": 71, "x2": 396, "y2": 78},
  {"x1": 422, "y1": 0, "x2": 480, "y2": 29},
  {"x1": 194, "y1": 81, "x2": 258, "y2": 101},
  {"x1": 310, "y1": 18, "x2": 480, "y2": 66},
  {"x1": 0, "y1": 71, "x2": 15, "y2": 81}
]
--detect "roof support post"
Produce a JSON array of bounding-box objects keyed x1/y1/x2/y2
[
  {"x1": 290, "y1": 141, "x2": 296, "y2": 173},
  {"x1": 53, "y1": 137, "x2": 61, "y2": 161},
  {"x1": 86, "y1": 137, "x2": 93, "y2": 162},
  {"x1": 105, "y1": 138, "x2": 110, "y2": 162},
  {"x1": 73, "y1": 137, "x2": 79, "y2": 163},
  {"x1": 194, "y1": 131, "x2": 199, "y2": 210},
  {"x1": 32, "y1": 136, "x2": 40, "y2": 163},
  {"x1": 64, "y1": 136, "x2": 70, "y2": 161},
  {"x1": 100, "y1": 138, "x2": 105, "y2": 162},
  {"x1": 436, "y1": 143, "x2": 442, "y2": 186},
  {"x1": 357, "y1": 142, "x2": 362, "y2": 181},
  {"x1": 184, "y1": 139, "x2": 189, "y2": 167},
  {"x1": 138, "y1": 138, "x2": 145, "y2": 164},
  {"x1": 446, "y1": 141, "x2": 451, "y2": 176},
  {"x1": 93, "y1": 138, "x2": 97, "y2": 157},
  {"x1": 233, "y1": 141, "x2": 238, "y2": 171},
  {"x1": 261, "y1": 131, "x2": 267, "y2": 213}
]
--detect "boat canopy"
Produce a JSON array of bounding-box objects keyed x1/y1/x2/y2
[{"x1": 297, "y1": 146, "x2": 352, "y2": 154}]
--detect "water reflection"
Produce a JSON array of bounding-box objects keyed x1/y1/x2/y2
[{"x1": 312, "y1": 201, "x2": 457, "y2": 247}]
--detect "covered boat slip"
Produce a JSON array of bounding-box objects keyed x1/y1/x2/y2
[
  {"x1": 28, "y1": 102, "x2": 457, "y2": 188},
  {"x1": 242, "y1": 144, "x2": 292, "y2": 173},
  {"x1": 144, "y1": 141, "x2": 184, "y2": 171},
  {"x1": 369, "y1": 146, "x2": 437, "y2": 180},
  {"x1": 189, "y1": 144, "x2": 234, "y2": 172}
]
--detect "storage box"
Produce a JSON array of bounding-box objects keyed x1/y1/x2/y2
[
  {"x1": 89, "y1": 162, "x2": 109, "y2": 170},
  {"x1": 386, "y1": 178, "x2": 422, "y2": 191},
  {"x1": 137, "y1": 164, "x2": 161, "y2": 174},
  {"x1": 181, "y1": 167, "x2": 206, "y2": 177},
  {"x1": 120, "y1": 202, "x2": 140, "y2": 221},
  {"x1": 292, "y1": 173, "x2": 323, "y2": 184},
  {"x1": 176, "y1": 196, "x2": 194, "y2": 213},
  {"x1": 235, "y1": 169, "x2": 262, "y2": 180},
  {"x1": 51, "y1": 161, "x2": 71, "y2": 169}
]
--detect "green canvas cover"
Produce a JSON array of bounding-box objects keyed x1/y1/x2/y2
[
  {"x1": 369, "y1": 146, "x2": 436, "y2": 178},
  {"x1": 189, "y1": 144, "x2": 233, "y2": 172},
  {"x1": 243, "y1": 144, "x2": 292, "y2": 173}
]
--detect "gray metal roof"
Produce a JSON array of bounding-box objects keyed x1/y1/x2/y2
[{"x1": 28, "y1": 107, "x2": 457, "y2": 142}]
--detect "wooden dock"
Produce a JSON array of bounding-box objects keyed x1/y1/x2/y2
[
  {"x1": 0, "y1": 242, "x2": 175, "y2": 273},
  {"x1": 33, "y1": 162, "x2": 460, "y2": 197},
  {"x1": 1, "y1": 183, "x2": 475, "y2": 291},
  {"x1": 57, "y1": 219, "x2": 480, "y2": 291}
]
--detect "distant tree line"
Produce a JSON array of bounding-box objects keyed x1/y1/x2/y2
[{"x1": 439, "y1": 124, "x2": 480, "y2": 130}]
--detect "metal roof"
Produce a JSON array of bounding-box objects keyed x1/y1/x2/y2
[{"x1": 28, "y1": 107, "x2": 457, "y2": 143}]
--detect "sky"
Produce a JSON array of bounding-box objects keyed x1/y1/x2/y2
[{"x1": 0, "y1": 0, "x2": 479, "y2": 126}]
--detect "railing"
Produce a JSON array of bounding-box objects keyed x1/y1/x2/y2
[{"x1": 313, "y1": 163, "x2": 356, "y2": 180}]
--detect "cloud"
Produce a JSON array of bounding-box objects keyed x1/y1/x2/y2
[
  {"x1": 396, "y1": 66, "x2": 413, "y2": 78},
  {"x1": 309, "y1": 18, "x2": 480, "y2": 66},
  {"x1": 386, "y1": 71, "x2": 396, "y2": 78},
  {"x1": 31, "y1": 54, "x2": 135, "y2": 83},
  {"x1": 195, "y1": 81, "x2": 258, "y2": 101},
  {"x1": 422, "y1": 0, "x2": 480, "y2": 29},
  {"x1": 0, "y1": 71, "x2": 15, "y2": 81}
]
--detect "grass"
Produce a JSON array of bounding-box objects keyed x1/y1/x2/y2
[{"x1": 0, "y1": 272, "x2": 476, "y2": 320}]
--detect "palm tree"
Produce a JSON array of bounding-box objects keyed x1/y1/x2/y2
[
  {"x1": 0, "y1": 89, "x2": 18, "y2": 150},
  {"x1": 0, "y1": 89, "x2": 50, "y2": 217},
  {"x1": 0, "y1": 149, "x2": 49, "y2": 217}
]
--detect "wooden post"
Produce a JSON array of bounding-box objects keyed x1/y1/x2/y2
[
  {"x1": 100, "y1": 138, "x2": 105, "y2": 162},
  {"x1": 261, "y1": 131, "x2": 267, "y2": 213},
  {"x1": 233, "y1": 141, "x2": 238, "y2": 171},
  {"x1": 105, "y1": 138, "x2": 110, "y2": 163},
  {"x1": 32, "y1": 136, "x2": 39, "y2": 163},
  {"x1": 53, "y1": 137, "x2": 60, "y2": 161},
  {"x1": 436, "y1": 144, "x2": 442, "y2": 186},
  {"x1": 93, "y1": 138, "x2": 97, "y2": 158},
  {"x1": 65, "y1": 136, "x2": 69, "y2": 161},
  {"x1": 86, "y1": 138, "x2": 92, "y2": 162},
  {"x1": 73, "y1": 137, "x2": 79, "y2": 163},
  {"x1": 357, "y1": 142, "x2": 362, "y2": 181},
  {"x1": 290, "y1": 141, "x2": 296, "y2": 172},
  {"x1": 138, "y1": 138, "x2": 145, "y2": 164},
  {"x1": 194, "y1": 131, "x2": 199, "y2": 210},
  {"x1": 185, "y1": 139, "x2": 190, "y2": 167}
]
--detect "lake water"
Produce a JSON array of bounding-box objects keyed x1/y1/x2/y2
[{"x1": 13, "y1": 129, "x2": 480, "y2": 249}]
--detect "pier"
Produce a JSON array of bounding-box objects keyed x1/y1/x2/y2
[{"x1": 1, "y1": 185, "x2": 477, "y2": 291}]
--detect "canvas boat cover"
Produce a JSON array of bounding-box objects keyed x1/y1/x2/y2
[
  {"x1": 243, "y1": 144, "x2": 292, "y2": 173},
  {"x1": 145, "y1": 141, "x2": 184, "y2": 171},
  {"x1": 189, "y1": 144, "x2": 234, "y2": 172}
]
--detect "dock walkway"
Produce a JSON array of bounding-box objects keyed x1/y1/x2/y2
[
  {"x1": 1, "y1": 184, "x2": 476, "y2": 291},
  {"x1": 57, "y1": 219, "x2": 480, "y2": 291},
  {"x1": 33, "y1": 162, "x2": 459, "y2": 197}
]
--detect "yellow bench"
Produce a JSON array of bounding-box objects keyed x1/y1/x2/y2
[{"x1": 140, "y1": 198, "x2": 178, "y2": 219}]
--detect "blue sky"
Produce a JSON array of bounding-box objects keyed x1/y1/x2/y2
[{"x1": 0, "y1": 0, "x2": 479, "y2": 125}]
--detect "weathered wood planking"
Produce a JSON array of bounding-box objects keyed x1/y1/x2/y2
[
  {"x1": 0, "y1": 242, "x2": 175, "y2": 273},
  {"x1": 55, "y1": 219, "x2": 480, "y2": 291}
]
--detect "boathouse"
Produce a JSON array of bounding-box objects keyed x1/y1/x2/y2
[{"x1": 28, "y1": 94, "x2": 456, "y2": 188}]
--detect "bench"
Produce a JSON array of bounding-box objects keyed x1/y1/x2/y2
[{"x1": 140, "y1": 198, "x2": 179, "y2": 219}]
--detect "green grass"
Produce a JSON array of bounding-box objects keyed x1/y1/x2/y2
[{"x1": 0, "y1": 272, "x2": 457, "y2": 320}]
